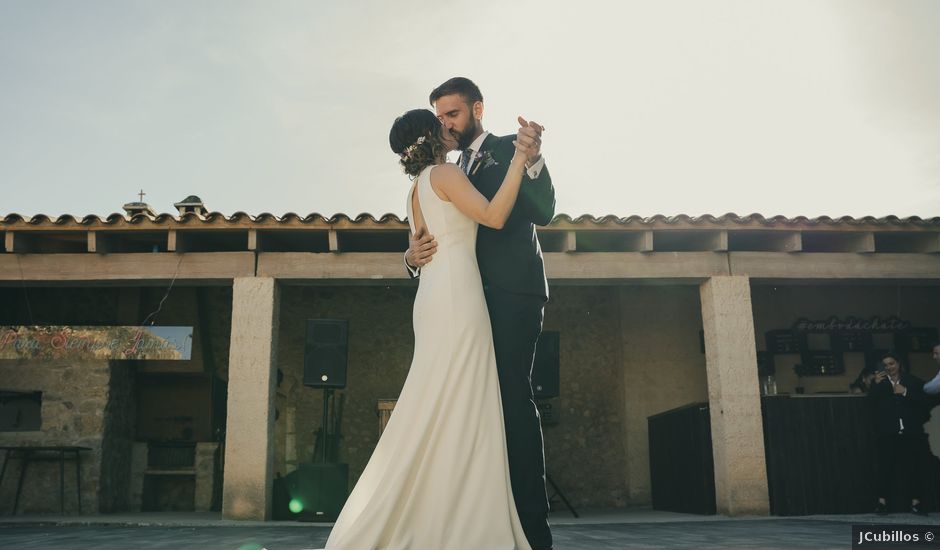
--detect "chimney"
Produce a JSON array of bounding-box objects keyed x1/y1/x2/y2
[
  {"x1": 122, "y1": 202, "x2": 155, "y2": 217},
  {"x1": 174, "y1": 195, "x2": 208, "y2": 217},
  {"x1": 123, "y1": 189, "x2": 155, "y2": 217}
]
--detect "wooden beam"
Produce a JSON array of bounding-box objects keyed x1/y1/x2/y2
[
  {"x1": 565, "y1": 231, "x2": 576, "y2": 252},
  {"x1": 258, "y1": 252, "x2": 407, "y2": 280},
  {"x1": 0, "y1": 252, "x2": 256, "y2": 281},
  {"x1": 4, "y1": 232, "x2": 13, "y2": 253},
  {"x1": 328, "y1": 230, "x2": 339, "y2": 252},
  {"x1": 715, "y1": 231, "x2": 729, "y2": 252},
  {"x1": 544, "y1": 252, "x2": 730, "y2": 279},
  {"x1": 783, "y1": 232, "x2": 802, "y2": 252},
  {"x1": 638, "y1": 231, "x2": 653, "y2": 252},
  {"x1": 168, "y1": 230, "x2": 178, "y2": 252},
  {"x1": 248, "y1": 229, "x2": 258, "y2": 251},
  {"x1": 258, "y1": 251, "x2": 739, "y2": 281},
  {"x1": 88, "y1": 231, "x2": 98, "y2": 253},
  {"x1": 859, "y1": 232, "x2": 876, "y2": 254},
  {"x1": 729, "y1": 252, "x2": 940, "y2": 279}
]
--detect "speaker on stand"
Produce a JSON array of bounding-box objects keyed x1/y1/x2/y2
[
  {"x1": 274, "y1": 319, "x2": 350, "y2": 521},
  {"x1": 532, "y1": 331, "x2": 578, "y2": 518}
]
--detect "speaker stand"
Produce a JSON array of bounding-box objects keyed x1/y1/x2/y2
[
  {"x1": 546, "y1": 472, "x2": 579, "y2": 518},
  {"x1": 318, "y1": 388, "x2": 335, "y2": 463}
]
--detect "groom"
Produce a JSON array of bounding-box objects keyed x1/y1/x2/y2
[{"x1": 405, "y1": 77, "x2": 555, "y2": 550}]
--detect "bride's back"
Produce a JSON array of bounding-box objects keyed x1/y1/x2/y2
[{"x1": 408, "y1": 164, "x2": 479, "y2": 280}]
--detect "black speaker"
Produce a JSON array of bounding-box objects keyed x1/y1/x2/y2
[
  {"x1": 532, "y1": 331, "x2": 560, "y2": 398},
  {"x1": 273, "y1": 462, "x2": 348, "y2": 521},
  {"x1": 303, "y1": 319, "x2": 348, "y2": 388}
]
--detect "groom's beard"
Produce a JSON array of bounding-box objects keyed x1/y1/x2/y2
[{"x1": 454, "y1": 118, "x2": 480, "y2": 150}]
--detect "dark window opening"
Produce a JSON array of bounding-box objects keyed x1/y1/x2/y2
[{"x1": 0, "y1": 391, "x2": 42, "y2": 431}]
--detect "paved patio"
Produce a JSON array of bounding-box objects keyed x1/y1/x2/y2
[{"x1": 0, "y1": 509, "x2": 938, "y2": 549}]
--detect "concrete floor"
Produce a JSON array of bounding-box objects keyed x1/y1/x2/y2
[{"x1": 0, "y1": 509, "x2": 938, "y2": 549}]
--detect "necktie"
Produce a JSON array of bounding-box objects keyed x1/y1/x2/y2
[{"x1": 459, "y1": 149, "x2": 473, "y2": 174}]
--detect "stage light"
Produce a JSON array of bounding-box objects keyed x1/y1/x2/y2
[{"x1": 289, "y1": 498, "x2": 304, "y2": 513}]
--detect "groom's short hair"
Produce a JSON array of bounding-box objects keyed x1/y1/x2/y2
[{"x1": 429, "y1": 77, "x2": 483, "y2": 107}]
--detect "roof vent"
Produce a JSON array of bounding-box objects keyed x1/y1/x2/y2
[{"x1": 174, "y1": 195, "x2": 208, "y2": 217}]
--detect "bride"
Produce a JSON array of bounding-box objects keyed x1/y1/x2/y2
[{"x1": 320, "y1": 108, "x2": 533, "y2": 549}]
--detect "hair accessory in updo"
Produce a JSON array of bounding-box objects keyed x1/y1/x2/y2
[{"x1": 400, "y1": 136, "x2": 427, "y2": 160}]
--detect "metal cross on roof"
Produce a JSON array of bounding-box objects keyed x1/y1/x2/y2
[{"x1": 138, "y1": 189, "x2": 146, "y2": 202}]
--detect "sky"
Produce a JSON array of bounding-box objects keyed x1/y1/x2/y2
[{"x1": 0, "y1": 0, "x2": 938, "y2": 219}]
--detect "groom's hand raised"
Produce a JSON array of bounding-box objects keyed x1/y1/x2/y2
[
  {"x1": 516, "y1": 116, "x2": 544, "y2": 165},
  {"x1": 406, "y1": 228, "x2": 437, "y2": 269}
]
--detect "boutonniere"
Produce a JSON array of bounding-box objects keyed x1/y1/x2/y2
[{"x1": 470, "y1": 150, "x2": 498, "y2": 176}]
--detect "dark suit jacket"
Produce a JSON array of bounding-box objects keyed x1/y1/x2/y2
[
  {"x1": 869, "y1": 372, "x2": 927, "y2": 436},
  {"x1": 468, "y1": 133, "x2": 555, "y2": 301}
]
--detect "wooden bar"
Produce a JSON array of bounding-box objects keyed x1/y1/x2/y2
[
  {"x1": 763, "y1": 394, "x2": 940, "y2": 515},
  {"x1": 648, "y1": 402, "x2": 716, "y2": 515}
]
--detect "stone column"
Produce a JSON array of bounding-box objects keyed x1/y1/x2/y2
[
  {"x1": 699, "y1": 276, "x2": 770, "y2": 515},
  {"x1": 222, "y1": 277, "x2": 279, "y2": 520}
]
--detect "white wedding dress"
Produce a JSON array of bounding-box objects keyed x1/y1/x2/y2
[{"x1": 321, "y1": 165, "x2": 531, "y2": 550}]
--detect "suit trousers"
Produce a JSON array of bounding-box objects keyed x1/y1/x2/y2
[
  {"x1": 484, "y1": 286, "x2": 552, "y2": 550},
  {"x1": 875, "y1": 433, "x2": 926, "y2": 502}
]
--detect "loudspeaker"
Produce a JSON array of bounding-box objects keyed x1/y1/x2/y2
[
  {"x1": 273, "y1": 462, "x2": 348, "y2": 521},
  {"x1": 303, "y1": 319, "x2": 348, "y2": 388},
  {"x1": 532, "y1": 331, "x2": 560, "y2": 398}
]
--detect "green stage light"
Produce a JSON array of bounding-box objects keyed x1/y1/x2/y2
[{"x1": 288, "y1": 498, "x2": 304, "y2": 513}]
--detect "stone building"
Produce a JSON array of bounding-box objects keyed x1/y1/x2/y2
[{"x1": 1, "y1": 198, "x2": 938, "y2": 519}]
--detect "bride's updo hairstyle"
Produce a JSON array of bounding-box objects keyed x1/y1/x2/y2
[{"x1": 390, "y1": 109, "x2": 449, "y2": 178}]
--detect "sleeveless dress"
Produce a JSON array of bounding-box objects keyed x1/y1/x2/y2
[{"x1": 320, "y1": 165, "x2": 531, "y2": 550}]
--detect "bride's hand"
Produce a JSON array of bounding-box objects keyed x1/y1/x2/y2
[{"x1": 512, "y1": 139, "x2": 532, "y2": 157}]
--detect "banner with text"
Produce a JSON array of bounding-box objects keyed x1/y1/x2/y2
[{"x1": 0, "y1": 326, "x2": 193, "y2": 361}]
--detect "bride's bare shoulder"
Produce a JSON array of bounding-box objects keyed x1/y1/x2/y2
[
  {"x1": 430, "y1": 162, "x2": 461, "y2": 181},
  {"x1": 429, "y1": 163, "x2": 462, "y2": 201}
]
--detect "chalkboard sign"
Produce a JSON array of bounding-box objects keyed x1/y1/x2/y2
[
  {"x1": 766, "y1": 330, "x2": 800, "y2": 354},
  {"x1": 796, "y1": 351, "x2": 845, "y2": 376},
  {"x1": 833, "y1": 331, "x2": 872, "y2": 352}
]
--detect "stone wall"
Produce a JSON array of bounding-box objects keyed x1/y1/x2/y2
[
  {"x1": 0, "y1": 359, "x2": 110, "y2": 514},
  {"x1": 541, "y1": 286, "x2": 629, "y2": 508},
  {"x1": 275, "y1": 285, "x2": 650, "y2": 509},
  {"x1": 275, "y1": 286, "x2": 416, "y2": 481},
  {"x1": 617, "y1": 286, "x2": 710, "y2": 505},
  {"x1": 0, "y1": 285, "x2": 233, "y2": 514}
]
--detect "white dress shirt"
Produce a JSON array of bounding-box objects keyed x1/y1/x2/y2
[
  {"x1": 461, "y1": 131, "x2": 545, "y2": 179},
  {"x1": 925, "y1": 370, "x2": 940, "y2": 395}
]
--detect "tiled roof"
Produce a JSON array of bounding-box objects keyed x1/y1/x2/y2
[{"x1": 2, "y1": 212, "x2": 938, "y2": 228}]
